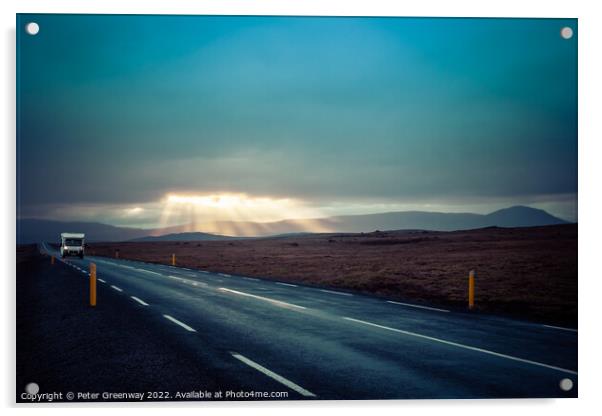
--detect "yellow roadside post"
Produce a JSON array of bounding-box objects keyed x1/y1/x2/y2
[
  {"x1": 115, "y1": 249, "x2": 119, "y2": 259},
  {"x1": 171, "y1": 253, "x2": 176, "y2": 266},
  {"x1": 51, "y1": 255, "x2": 55, "y2": 265},
  {"x1": 468, "y1": 270, "x2": 475, "y2": 310},
  {"x1": 90, "y1": 263, "x2": 97, "y2": 307}
]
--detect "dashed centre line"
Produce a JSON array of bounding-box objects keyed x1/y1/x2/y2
[
  {"x1": 163, "y1": 314, "x2": 196, "y2": 332},
  {"x1": 136, "y1": 269, "x2": 162, "y2": 276},
  {"x1": 167, "y1": 275, "x2": 208, "y2": 287},
  {"x1": 276, "y1": 282, "x2": 298, "y2": 287},
  {"x1": 110, "y1": 285, "x2": 123, "y2": 292},
  {"x1": 219, "y1": 287, "x2": 306, "y2": 310},
  {"x1": 319, "y1": 289, "x2": 352, "y2": 297},
  {"x1": 131, "y1": 296, "x2": 149, "y2": 306},
  {"x1": 230, "y1": 352, "x2": 316, "y2": 398}
]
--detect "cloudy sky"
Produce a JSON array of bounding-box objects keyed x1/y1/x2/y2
[{"x1": 17, "y1": 15, "x2": 577, "y2": 230}]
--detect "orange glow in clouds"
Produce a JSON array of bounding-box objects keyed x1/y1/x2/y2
[{"x1": 158, "y1": 193, "x2": 329, "y2": 236}]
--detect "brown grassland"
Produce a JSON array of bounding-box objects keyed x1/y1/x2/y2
[{"x1": 88, "y1": 224, "x2": 577, "y2": 326}]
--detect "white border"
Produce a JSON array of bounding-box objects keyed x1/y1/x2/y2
[
  {"x1": 3, "y1": 1, "x2": 601, "y2": 415},
  {"x1": 8, "y1": 0, "x2": 583, "y2": 17}
]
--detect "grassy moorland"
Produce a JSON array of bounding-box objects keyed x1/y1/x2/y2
[{"x1": 88, "y1": 224, "x2": 577, "y2": 326}]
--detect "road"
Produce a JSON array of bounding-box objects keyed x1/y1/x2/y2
[{"x1": 34, "y1": 242, "x2": 577, "y2": 400}]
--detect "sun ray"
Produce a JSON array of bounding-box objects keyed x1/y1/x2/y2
[{"x1": 158, "y1": 192, "x2": 327, "y2": 236}]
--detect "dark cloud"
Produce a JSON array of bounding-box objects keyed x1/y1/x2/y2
[{"x1": 17, "y1": 15, "x2": 577, "y2": 221}]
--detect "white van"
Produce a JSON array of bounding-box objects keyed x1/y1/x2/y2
[{"x1": 60, "y1": 233, "x2": 85, "y2": 258}]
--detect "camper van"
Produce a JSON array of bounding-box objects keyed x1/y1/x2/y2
[{"x1": 60, "y1": 233, "x2": 85, "y2": 258}]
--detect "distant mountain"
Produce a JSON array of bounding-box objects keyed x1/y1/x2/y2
[
  {"x1": 199, "y1": 205, "x2": 568, "y2": 236},
  {"x1": 131, "y1": 232, "x2": 237, "y2": 242},
  {"x1": 17, "y1": 206, "x2": 569, "y2": 243},
  {"x1": 484, "y1": 206, "x2": 567, "y2": 227},
  {"x1": 16, "y1": 218, "x2": 239, "y2": 244},
  {"x1": 17, "y1": 218, "x2": 148, "y2": 244}
]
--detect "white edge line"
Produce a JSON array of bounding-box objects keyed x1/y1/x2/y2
[
  {"x1": 276, "y1": 282, "x2": 298, "y2": 287},
  {"x1": 98, "y1": 278, "x2": 106, "y2": 283},
  {"x1": 243, "y1": 277, "x2": 260, "y2": 281},
  {"x1": 131, "y1": 296, "x2": 149, "y2": 306},
  {"x1": 230, "y1": 352, "x2": 316, "y2": 397},
  {"x1": 543, "y1": 324, "x2": 578, "y2": 333},
  {"x1": 343, "y1": 317, "x2": 577, "y2": 375},
  {"x1": 163, "y1": 314, "x2": 196, "y2": 332},
  {"x1": 386, "y1": 300, "x2": 450, "y2": 313},
  {"x1": 110, "y1": 285, "x2": 123, "y2": 292},
  {"x1": 319, "y1": 289, "x2": 352, "y2": 297},
  {"x1": 218, "y1": 273, "x2": 232, "y2": 277},
  {"x1": 219, "y1": 287, "x2": 306, "y2": 310}
]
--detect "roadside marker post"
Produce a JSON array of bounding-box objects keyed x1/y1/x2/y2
[
  {"x1": 171, "y1": 253, "x2": 176, "y2": 266},
  {"x1": 468, "y1": 270, "x2": 475, "y2": 310},
  {"x1": 90, "y1": 263, "x2": 97, "y2": 307},
  {"x1": 115, "y1": 249, "x2": 119, "y2": 259},
  {"x1": 51, "y1": 256, "x2": 55, "y2": 265}
]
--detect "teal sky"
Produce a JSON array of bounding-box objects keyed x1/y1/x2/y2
[{"x1": 17, "y1": 15, "x2": 577, "y2": 228}]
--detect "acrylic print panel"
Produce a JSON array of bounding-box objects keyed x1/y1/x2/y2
[{"x1": 16, "y1": 14, "x2": 577, "y2": 402}]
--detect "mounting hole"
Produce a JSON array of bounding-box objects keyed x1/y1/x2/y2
[
  {"x1": 25, "y1": 22, "x2": 39, "y2": 36},
  {"x1": 560, "y1": 26, "x2": 573, "y2": 40},
  {"x1": 25, "y1": 382, "x2": 39, "y2": 395},
  {"x1": 559, "y1": 378, "x2": 573, "y2": 391}
]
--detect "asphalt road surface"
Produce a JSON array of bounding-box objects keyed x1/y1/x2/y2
[{"x1": 21, "y1": 243, "x2": 577, "y2": 401}]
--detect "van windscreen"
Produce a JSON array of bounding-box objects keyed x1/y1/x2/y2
[{"x1": 65, "y1": 239, "x2": 82, "y2": 246}]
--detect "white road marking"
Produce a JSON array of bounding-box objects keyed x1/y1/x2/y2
[
  {"x1": 163, "y1": 314, "x2": 196, "y2": 332},
  {"x1": 276, "y1": 282, "x2": 298, "y2": 287},
  {"x1": 543, "y1": 324, "x2": 578, "y2": 333},
  {"x1": 386, "y1": 300, "x2": 450, "y2": 313},
  {"x1": 343, "y1": 317, "x2": 577, "y2": 375},
  {"x1": 218, "y1": 273, "x2": 232, "y2": 277},
  {"x1": 230, "y1": 352, "x2": 316, "y2": 397},
  {"x1": 110, "y1": 285, "x2": 123, "y2": 292},
  {"x1": 243, "y1": 277, "x2": 259, "y2": 281},
  {"x1": 319, "y1": 289, "x2": 352, "y2": 297},
  {"x1": 219, "y1": 287, "x2": 306, "y2": 310},
  {"x1": 81, "y1": 270, "x2": 88, "y2": 274},
  {"x1": 131, "y1": 296, "x2": 149, "y2": 306},
  {"x1": 98, "y1": 278, "x2": 106, "y2": 283},
  {"x1": 136, "y1": 268, "x2": 162, "y2": 276},
  {"x1": 167, "y1": 275, "x2": 208, "y2": 287}
]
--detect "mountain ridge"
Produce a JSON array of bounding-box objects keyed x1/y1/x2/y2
[{"x1": 17, "y1": 205, "x2": 569, "y2": 243}]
